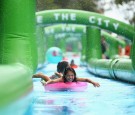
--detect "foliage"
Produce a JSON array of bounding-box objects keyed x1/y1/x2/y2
[
  {"x1": 36, "y1": 0, "x2": 99, "y2": 12},
  {"x1": 114, "y1": 0, "x2": 133, "y2": 4},
  {"x1": 114, "y1": 0, "x2": 135, "y2": 25},
  {"x1": 36, "y1": 0, "x2": 135, "y2": 25}
]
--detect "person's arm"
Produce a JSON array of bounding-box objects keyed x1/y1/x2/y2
[
  {"x1": 33, "y1": 72, "x2": 51, "y2": 81},
  {"x1": 77, "y1": 78, "x2": 100, "y2": 87},
  {"x1": 45, "y1": 78, "x2": 63, "y2": 85}
]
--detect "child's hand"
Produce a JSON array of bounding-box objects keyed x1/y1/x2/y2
[
  {"x1": 41, "y1": 80, "x2": 46, "y2": 86},
  {"x1": 93, "y1": 82, "x2": 100, "y2": 87},
  {"x1": 44, "y1": 82, "x2": 47, "y2": 86}
]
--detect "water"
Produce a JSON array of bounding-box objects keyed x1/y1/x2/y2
[{"x1": 26, "y1": 65, "x2": 135, "y2": 115}]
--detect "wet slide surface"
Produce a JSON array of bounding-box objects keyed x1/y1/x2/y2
[{"x1": 26, "y1": 64, "x2": 135, "y2": 115}]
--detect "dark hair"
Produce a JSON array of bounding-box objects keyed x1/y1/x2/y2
[
  {"x1": 57, "y1": 61, "x2": 69, "y2": 73},
  {"x1": 63, "y1": 67, "x2": 77, "y2": 83},
  {"x1": 70, "y1": 59, "x2": 74, "y2": 65}
]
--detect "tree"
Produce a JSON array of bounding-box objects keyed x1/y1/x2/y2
[
  {"x1": 36, "y1": 0, "x2": 100, "y2": 13},
  {"x1": 114, "y1": 0, "x2": 133, "y2": 4},
  {"x1": 114, "y1": 0, "x2": 135, "y2": 25}
]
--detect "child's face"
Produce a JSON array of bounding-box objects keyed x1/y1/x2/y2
[{"x1": 65, "y1": 70, "x2": 75, "y2": 82}]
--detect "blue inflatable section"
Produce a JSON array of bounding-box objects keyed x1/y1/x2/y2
[{"x1": 46, "y1": 47, "x2": 63, "y2": 63}]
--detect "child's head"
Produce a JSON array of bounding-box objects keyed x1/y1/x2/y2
[
  {"x1": 63, "y1": 67, "x2": 77, "y2": 82},
  {"x1": 57, "y1": 61, "x2": 69, "y2": 74}
]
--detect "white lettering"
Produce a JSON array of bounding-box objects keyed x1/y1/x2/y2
[
  {"x1": 54, "y1": 13, "x2": 60, "y2": 20},
  {"x1": 45, "y1": 29, "x2": 54, "y2": 34},
  {"x1": 62, "y1": 26, "x2": 66, "y2": 31},
  {"x1": 66, "y1": 27, "x2": 71, "y2": 31},
  {"x1": 97, "y1": 18, "x2": 102, "y2": 25},
  {"x1": 89, "y1": 16, "x2": 119, "y2": 30},
  {"x1": 70, "y1": 13, "x2": 76, "y2": 21},
  {"x1": 62, "y1": 26, "x2": 76, "y2": 32},
  {"x1": 72, "y1": 27, "x2": 75, "y2": 32},
  {"x1": 104, "y1": 20, "x2": 110, "y2": 27},
  {"x1": 83, "y1": 28, "x2": 86, "y2": 33},
  {"x1": 113, "y1": 23, "x2": 119, "y2": 30},
  {"x1": 54, "y1": 13, "x2": 76, "y2": 21},
  {"x1": 89, "y1": 16, "x2": 95, "y2": 23},
  {"x1": 62, "y1": 13, "x2": 69, "y2": 20},
  {"x1": 50, "y1": 29, "x2": 54, "y2": 33}
]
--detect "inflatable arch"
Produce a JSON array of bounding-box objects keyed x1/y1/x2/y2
[
  {"x1": 36, "y1": 9, "x2": 134, "y2": 41},
  {"x1": 44, "y1": 24, "x2": 126, "y2": 58},
  {"x1": 45, "y1": 24, "x2": 86, "y2": 35},
  {"x1": 37, "y1": 24, "x2": 126, "y2": 65},
  {"x1": 36, "y1": 9, "x2": 135, "y2": 83},
  {"x1": 44, "y1": 24, "x2": 126, "y2": 47}
]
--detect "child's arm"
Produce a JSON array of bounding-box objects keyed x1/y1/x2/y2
[
  {"x1": 33, "y1": 72, "x2": 51, "y2": 81},
  {"x1": 77, "y1": 78, "x2": 100, "y2": 87},
  {"x1": 45, "y1": 78, "x2": 63, "y2": 85}
]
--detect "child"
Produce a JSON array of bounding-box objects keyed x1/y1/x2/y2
[
  {"x1": 43, "y1": 67, "x2": 100, "y2": 87},
  {"x1": 33, "y1": 61, "x2": 70, "y2": 83}
]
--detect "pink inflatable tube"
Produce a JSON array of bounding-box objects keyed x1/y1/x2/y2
[{"x1": 44, "y1": 82, "x2": 88, "y2": 91}]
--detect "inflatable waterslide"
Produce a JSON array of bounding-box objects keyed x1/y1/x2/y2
[{"x1": 0, "y1": 1, "x2": 135, "y2": 114}]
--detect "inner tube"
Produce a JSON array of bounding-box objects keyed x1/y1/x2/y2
[{"x1": 44, "y1": 82, "x2": 88, "y2": 91}]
